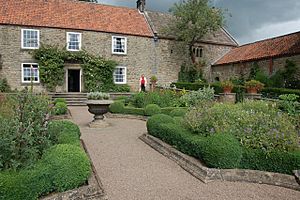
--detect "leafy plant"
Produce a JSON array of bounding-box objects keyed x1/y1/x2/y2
[
  {"x1": 53, "y1": 102, "x2": 68, "y2": 115},
  {"x1": 53, "y1": 98, "x2": 66, "y2": 105},
  {"x1": 87, "y1": 92, "x2": 110, "y2": 100},
  {"x1": 245, "y1": 80, "x2": 264, "y2": 91},
  {"x1": 179, "y1": 86, "x2": 215, "y2": 106},
  {"x1": 278, "y1": 94, "x2": 299, "y2": 116},
  {"x1": 109, "y1": 101, "x2": 125, "y2": 113},
  {"x1": 144, "y1": 104, "x2": 161, "y2": 116},
  {"x1": 220, "y1": 80, "x2": 233, "y2": 89},
  {"x1": 0, "y1": 78, "x2": 10, "y2": 92},
  {"x1": 150, "y1": 75, "x2": 158, "y2": 82}
]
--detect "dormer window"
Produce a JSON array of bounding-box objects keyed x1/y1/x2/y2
[
  {"x1": 112, "y1": 36, "x2": 127, "y2": 55},
  {"x1": 21, "y1": 29, "x2": 39, "y2": 49},
  {"x1": 193, "y1": 46, "x2": 203, "y2": 58},
  {"x1": 67, "y1": 32, "x2": 81, "y2": 51}
]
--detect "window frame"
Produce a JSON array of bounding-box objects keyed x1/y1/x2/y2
[
  {"x1": 66, "y1": 32, "x2": 82, "y2": 51},
  {"x1": 21, "y1": 63, "x2": 40, "y2": 83},
  {"x1": 21, "y1": 29, "x2": 40, "y2": 49},
  {"x1": 112, "y1": 36, "x2": 127, "y2": 55},
  {"x1": 113, "y1": 66, "x2": 127, "y2": 84},
  {"x1": 192, "y1": 46, "x2": 203, "y2": 58}
]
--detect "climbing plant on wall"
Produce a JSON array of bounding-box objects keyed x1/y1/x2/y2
[{"x1": 32, "y1": 45, "x2": 117, "y2": 92}]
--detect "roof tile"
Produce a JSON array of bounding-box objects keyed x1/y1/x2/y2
[{"x1": 0, "y1": 0, "x2": 153, "y2": 37}]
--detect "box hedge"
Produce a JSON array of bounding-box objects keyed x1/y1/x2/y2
[
  {"x1": 169, "y1": 108, "x2": 187, "y2": 117},
  {"x1": 53, "y1": 102, "x2": 68, "y2": 115},
  {"x1": 144, "y1": 104, "x2": 161, "y2": 116},
  {"x1": 109, "y1": 101, "x2": 125, "y2": 113},
  {"x1": 123, "y1": 107, "x2": 145, "y2": 115}
]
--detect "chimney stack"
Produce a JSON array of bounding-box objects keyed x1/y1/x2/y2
[{"x1": 137, "y1": 0, "x2": 146, "y2": 12}]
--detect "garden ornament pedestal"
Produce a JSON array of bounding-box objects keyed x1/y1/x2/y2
[
  {"x1": 87, "y1": 100, "x2": 114, "y2": 128},
  {"x1": 218, "y1": 93, "x2": 236, "y2": 104}
]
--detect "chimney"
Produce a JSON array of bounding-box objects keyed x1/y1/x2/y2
[{"x1": 137, "y1": 0, "x2": 146, "y2": 12}]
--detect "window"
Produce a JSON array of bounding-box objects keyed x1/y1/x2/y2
[
  {"x1": 112, "y1": 36, "x2": 127, "y2": 54},
  {"x1": 67, "y1": 32, "x2": 81, "y2": 51},
  {"x1": 192, "y1": 46, "x2": 203, "y2": 58},
  {"x1": 113, "y1": 67, "x2": 127, "y2": 84},
  {"x1": 22, "y1": 63, "x2": 39, "y2": 83},
  {"x1": 21, "y1": 29, "x2": 39, "y2": 49}
]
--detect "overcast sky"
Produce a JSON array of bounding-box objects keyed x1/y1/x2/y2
[{"x1": 99, "y1": 0, "x2": 300, "y2": 45}]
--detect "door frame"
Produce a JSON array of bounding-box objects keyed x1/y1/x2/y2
[{"x1": 66, "y1": 67, "x2": 82, "y2": 93}]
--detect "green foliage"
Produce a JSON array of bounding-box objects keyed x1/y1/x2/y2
[
  {"x1": 109, "y1": 101, "x2": 125, "y2": 113},
  {"x1": 261, "y1": 87, "x2": 300, "y2": 100},
  {"x1": 144, "y1": 104, "x2": 161, "y2": 116},
  {"x1": 130, "y1": 90, "x2": 181, "y2": 108},
  {"x1": 146, "y1": 114, "x2": 175, "y2": 136},
  {"x1": 169, "y1": 108, "x2": 187, "y2": 117},
  {"x1": 53, "y1": 102, "x2": 68, "y2": 115},
  {"x1": 201, "y1": 134, "x2": 242, "y2": 169},
  {"x1": 161, "y1": 107, "x2": 178, "y2": 115},
  {"x1": 167, "y1": 0, "x2": 225, "y2": 63},
  {"x1": 0, "y1": 91, "x2": 51, "y2": 170},
  {"x1": 178, "y1": 64, "x2": 206, "y2": 82},
  {"x1": 241, "y1": 148, "x2": 300, "y2": 175},
  {"x1": 269, "y1": 60, "x2": 300, "y2": 89},
  {"x1": 53, "y1": 98, "x2": 66, "y2": 105},
  {"x1": 245, "y1": 80, "x2": 264, "y2": 91},
  {"x1": 278, "y1": 94, "x2": 300, "y2": 115},
  {"x1": 87, "y1": 92, "x2": 110, "y2": 100},
  {"x1": 0, "y1": 78, "x2": 10, "y2": 92},
  {"x1": 179, "y1": 86, "x2": 215, "y2": 106},
  {"x1": 123, "y1": 107, "x2": 145, "y2": 115},
  {"x1": 33, "y1": 45, "x2": 117, "y2": 92},
  {"x1": 41, "y1": 144, "x2": 91, "y2": 192},
  {"x1": 174, "y1": 82, "x2": 223, "y2": 94},
  {"x1": 184, "y1": 100, "x2": 299, "y2": 152},
  {"x1": 47, "y1": 120, "x2": 81, "y2": 146},
  {"x1": 111, "y1": 84, "x2": 131, "y2": 92}
]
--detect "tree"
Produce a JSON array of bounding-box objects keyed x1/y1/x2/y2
[
  {"x1": 167, "y1": 0, "x2": 225, "y2": 64},
  {"x1": 78, "y1": 0, "x2": 98, "y2": 3}
]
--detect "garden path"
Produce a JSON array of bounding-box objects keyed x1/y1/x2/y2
[{"x1": 69, "y1": 106, "x2": 300, "y2": 200}]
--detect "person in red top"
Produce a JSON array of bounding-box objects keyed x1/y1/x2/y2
[{"x1": 139, "y1": 74, "x2": 147, "y2": 92}]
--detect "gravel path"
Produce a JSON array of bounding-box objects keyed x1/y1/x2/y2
[{"x1": 69, "y1": 106, "x2": 300, "y2": 200}]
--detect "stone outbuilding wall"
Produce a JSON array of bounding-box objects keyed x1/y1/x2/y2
[{"x1": 211, "y1": 54, "x2": 300, "y2": 82}]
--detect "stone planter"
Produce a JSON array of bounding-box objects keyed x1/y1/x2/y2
[
  {"x1": 87, "y1": 100, "x2": 114, "y2": 128},
  {"x1": 244, "y1": 93, "x2": 262, "y2": 100},
  {"x1": 218, "y1": 93, "x2": 236, "y2": 104}
]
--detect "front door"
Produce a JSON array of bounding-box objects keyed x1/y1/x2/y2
[{"x1": 68, "y1": 69, "x2": 80, "y2": 92}]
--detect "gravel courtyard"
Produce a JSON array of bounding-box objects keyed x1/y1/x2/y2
[{"x1": 70, "y1": 106, "x2": 300, "y2": 200}]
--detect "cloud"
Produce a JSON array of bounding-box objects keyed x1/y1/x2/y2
[{"x1": 99, "y1": 0, "x2": 300, "y2": 45}]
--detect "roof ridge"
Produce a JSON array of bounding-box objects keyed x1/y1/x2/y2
[{"x1": 238, "y1": 31, "x2": 300, "y2": 48}]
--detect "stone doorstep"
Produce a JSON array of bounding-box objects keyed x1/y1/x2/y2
[
  {"x1": 139, "y1": 134, "x2": 300, "y2": 192},
  {"x1": 40, "y1": 140, "x2": 108, "y2": 200}
]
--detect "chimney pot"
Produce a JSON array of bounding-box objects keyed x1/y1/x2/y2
[{"x1": 137, "y1": 0, "x2": 146, "y2": 12}]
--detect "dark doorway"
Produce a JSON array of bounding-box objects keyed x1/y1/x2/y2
[{"x1": 68, "y1": 69, "x2": 80, "y2": 92}]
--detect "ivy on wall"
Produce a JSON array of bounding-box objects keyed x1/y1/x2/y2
[{"x1": 32, "y1": 45, "x2": 118, "y2": 92}]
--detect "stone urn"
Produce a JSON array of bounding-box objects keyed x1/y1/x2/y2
[{"x1": 87, "y1": 99, "x2": 113, "y2": 128}]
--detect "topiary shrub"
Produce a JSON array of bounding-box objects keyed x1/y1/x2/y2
[
  {"x1": 53, "y1": 102, "x2": 68, "y2": 115},
  {"x1": 53, "y1": 98, "x2": 66, "y2": 105},
  {"x1": 201, "y1": 134, "x2": 242, "y2": 169},
  {"x1": 144, "y1": 104, "x2": 161, "y2": 116},
  {"x1": 123, "y1": 107, "x2": 145, "y2": 115},
  {"x1": 109, "y1": 101, "x2": 125, "y2": 113},
  {"x1": 41, "y1": 144, "x2": 91, "y2": 192},
  {"x1": 146, "y1": 114, "x2": 174, "y2": 137},
  {"x1": 169, "y1": 108, "x2": 187, "y2": 117}
]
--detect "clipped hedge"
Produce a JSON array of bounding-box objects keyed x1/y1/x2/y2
[
  {"x1": 261, "y1": 87, "x2": 300, "y2": 100},
  {"x1": 161, "y1": 107, "x2": 177, "y2": 115},
  {"x1": 53, "y1": 98, "x2": 66, "y2": 105},
  {"x1": 109, "y1": 101, "x2": 125, "y2": 113},
  {"x1": 169, "y1": 108, "x2": 187, "y2": 117},
  {"x1": 123, "y1": 107, "x2": 145, "y2": 116},
  {"x1": 53, "y1": 102, "x2": 68, "y2": 115},
  {"x1": 173, "y1": 82, "x2": 223, "y2": 94},
  {"x1": 0, "y1": 121, "x2": 90, "y2": 200},
  {"x1": 241, "y1": 148, "x2": 300, "y2": 175},
  {"x1": 41, "y1": 144, "x2": 91, "y2": 192},
  {"x1": 144, "y1": 104, "x2": 161, "y2": 116},
  {"x1": 146, "y1": 114, "x2": 174, "y2": 137},
  {"x1": 201, "y1": 134, "x2": 242, "y2": 169}
]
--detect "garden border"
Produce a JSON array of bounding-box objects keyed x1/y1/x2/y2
[
  {"x1": 40, "y1": 139, "x2": 108, "y2": 200},
  {"x1": 105, "y1": 112, "x2": 148, "y2": 121},
  {"x1": 139, "y1": 133, "x2": 300, "y2": 191}
]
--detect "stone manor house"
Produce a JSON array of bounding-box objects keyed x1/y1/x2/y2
[{"x1": 0, "y1": 0, "x2": 238, "y2": 92}]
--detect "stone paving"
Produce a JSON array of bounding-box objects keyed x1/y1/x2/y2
[{"x1": 69, "y1": 106, "x2": 300, "y2": 200}]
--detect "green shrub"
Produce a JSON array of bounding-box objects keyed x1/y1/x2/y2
[
  {"x1": 161, "y1": 107, "x2": 177, "y2": 115},
  {"x1": 47, "y1": 120, "x2": 81, "y2": 146},
  {"x1": 201, "y1": 134, "x2": 242, "y2": 169},
  {"x1": 144, "y1": 104, "x2": 161, "y2": 116},
  {"x1": 109, "y1": 101, "x2": 125, "y2": 113},
  {"x1": 241, "y1": 148, "x2": 300, "y2": 175},
  {"x1": 110, "y1": 84, "x2": 131, "y2": 92},
  {"x1": 178, "y1": 86, "x2": 215, "y2": 106},
  {"x1": 0, "y1": 91, "x2": 51, "y2": 170},
  {"x1": 41, "y1": 144, "x2": 91, "y2": 192},
  {"x1": 53, "y1": 102, "x2": 68, "y2": 115},
  {"x1": 146, "y1": 114, "x2": 174, "y2": 136},
  {"x1": 123, "y1": 107, "x2": 145, "y2": 115},
  {"x1": 53, "y1": 98, "x2": 66, "y2": 105},
  {"x1": 173, "y1": 82, "x2": 223, "y2": 94},
  {"x1": 184, "y1": 100, "x2": 299, "y2": 152},
  {"x1": 261, "y1": 87, "x2": 300, "y2": 100},
  {"x1": 169, "y1": 108, "x2": 187, "y2": 117},
  {"x1": 0, "y1": 78, "x2": 10, "y2": 93}
]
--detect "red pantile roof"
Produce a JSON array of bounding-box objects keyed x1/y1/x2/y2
[
  {"x1": 214, "y1": 31, "x2": 300, "y2": 66},
  {"x1": 0, "y1": 0, "x2": 153, "y2": 37}
]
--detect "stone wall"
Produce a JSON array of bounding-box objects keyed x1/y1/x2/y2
[
  {"x1": 0, "y1": 24, "x2": 234, "y2": 92},
  {"x1": 211, "y1": 54, "x2": 300, "y2": 82}
]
